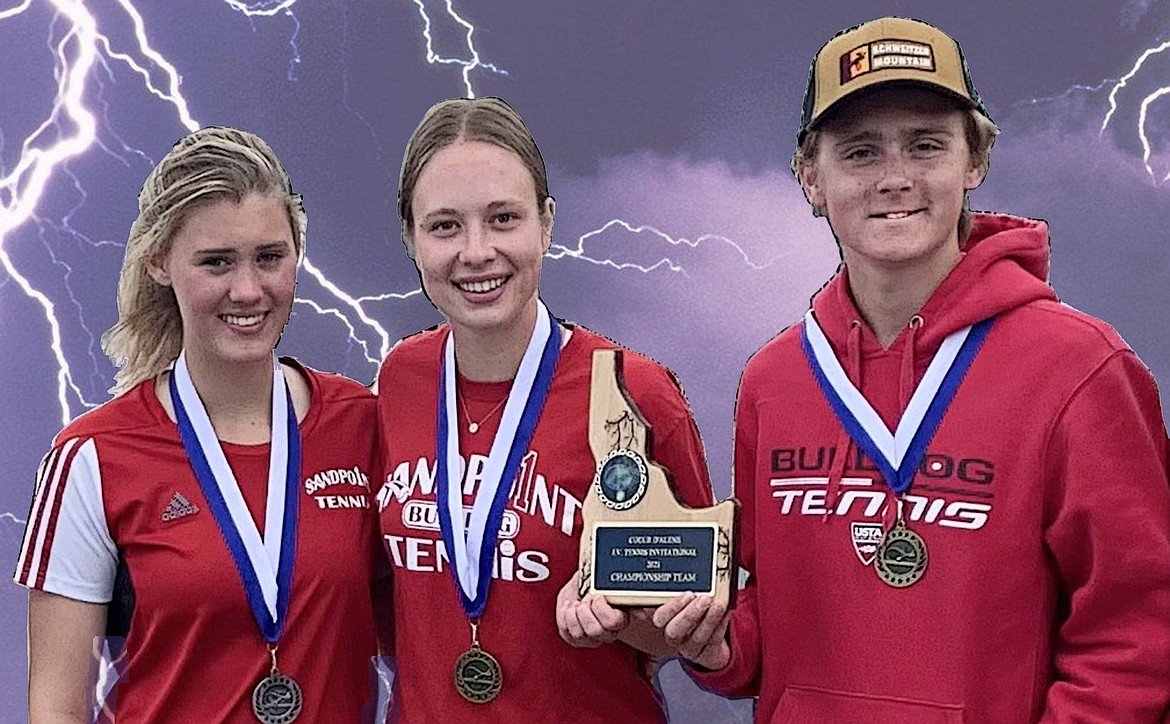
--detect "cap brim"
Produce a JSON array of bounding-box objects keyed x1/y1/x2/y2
[{"x1": 802, "y1": 79, "x2": 979, "y2": 140}]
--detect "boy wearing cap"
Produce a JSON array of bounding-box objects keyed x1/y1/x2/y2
[{"x1": 661, "y1": 16, "x2": 1170, "y2": 723}]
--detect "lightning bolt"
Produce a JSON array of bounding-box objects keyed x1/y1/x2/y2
[
  {"x1": 221, "y1": 1, "x2": 303, "y2": 80},
  {"x1": 222, "y1": 0, "x2": 300, "y2": 16},
  {"x1": 409, "y1": 0, "x2": 507, "y2": 98},
  {"x1": 373, "y1": 657, "x2": 396, "y2": 724},
  {"x1": 357, "y1": 288, "x2": 426, "y2": 304},
  {"x1": 548, "y1": 218, "x2": 778, "y2": 276},
  {"x1": 1100, "y1": 37, "x2": 1170, "y2": 182},
  {"x1": 294, "y1": 298, "x2": 381, "y2": 368},
  {"x1": 106, "y1": 0, "x2": 200, "y2": 133},
  {"x1": 0, "y1": 0, "x2": 102, "y2": 426},
  {"x1": 0, "y1": 0, "x2": 32, "y2": 21},
  {"x1": 299, "y1": 257, "x2": 394, "y2": 361},
  {"x1": 90, "y1": 637, "x2": 127, "y2": 722},
  {"x1": 1140, "y1": 86, "x2": 1170, "y2": 182},
  {"x1": 1012, "y1": 78, "x2": 1118, "y2": 109}
]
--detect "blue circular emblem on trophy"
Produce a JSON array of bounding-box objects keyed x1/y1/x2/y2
[{"x1": 595, "y1": 449, "x2": 648, "y2": 510}]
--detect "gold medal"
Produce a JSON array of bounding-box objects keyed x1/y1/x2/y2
[
  {"x1": 454, "y1": 645, "x2": 502, "y2": 703},
  {"x1": 454, "y1": 621, "x2": 502, "y2": 703},
  {"x1": 874, "y1": 519, "x2": 927, "y2": 588}
]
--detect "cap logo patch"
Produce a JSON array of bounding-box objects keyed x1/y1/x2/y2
[{"x1": 840, "y1": 40, "x2": 935, "y2": 83}]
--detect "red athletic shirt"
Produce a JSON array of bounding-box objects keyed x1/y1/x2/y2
[
  {"x1": 691, "y1": 214, "x2": 1170, "y2": 722},
  {"x1": 376, "y1": 324, "x2": 715, "y2": 723},
  {"x1": 15, "y1": 362, "x2": 383, "y2": 722}
]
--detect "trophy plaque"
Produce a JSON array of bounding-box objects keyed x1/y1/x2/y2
[{"x1": 578, "y1": 349, "x2": 738, "y2": 608}]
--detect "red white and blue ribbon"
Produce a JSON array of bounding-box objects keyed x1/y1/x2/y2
[
  {"x1": 800, "y1": 310, "x2": 993, "y2": 495},
  {"x1": 437, "y1": 301, "x2": 561, "y2": 619},
  {"x1": 171, "y1": 352, "x2": 300, "y2": 644}
]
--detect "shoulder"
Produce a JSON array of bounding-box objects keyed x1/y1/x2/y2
[
  {"x1": 386, "y1": 326, "x2": 446, "y2": 364},
  {"x1": 1007, "y1": 299, "x2": 1132, "y2": 358},
  {"x1": 295, "y1": 361, "x2": 375, "y2": 404},
  {"x1": 739, "y1": 321, "x2": 806, "y2": 393},
  {"x1": 54, "y1": 381, "x2": 161, "y2": 447},
  {"x1": 286, "y1": 362, "x2": 379, "y2": 441},
  {"x1": 998, "y1": 300, "x2": 1145, "y2": 393},
  {"x1": 567, "y1": 325, "x2": 674, "y2": 382},
  {"x1": 376, "y1": 326, "x2": 445, "y2": 386},
  {"x1": 566, "y1": 325, "x2": 691, "y2": 423}
]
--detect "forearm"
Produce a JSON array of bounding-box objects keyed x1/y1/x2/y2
[
  {"x1": 29, "y1": 706, "x2": 89, "y2": 724},
  {"x1": 28, "y1": 590, "x2": 108, "y2": 724}
]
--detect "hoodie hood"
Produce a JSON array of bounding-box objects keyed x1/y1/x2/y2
[{"x1": 811, "y1": 213, "x2": 1058, "y2": 355}]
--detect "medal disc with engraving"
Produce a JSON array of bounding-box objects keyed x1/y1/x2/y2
[
  {"x1": 874, "y1": 523, "x2": 928, "y2": 588},
  {"x1": 454, "y1": 645, "x2": 503, "y2": 703},
  {"x1": 252, "y1": 671, "x2": 303, "y2": 724},
  {"x1": 594, "y1": 448, "x2": 648, "y2": 510}
]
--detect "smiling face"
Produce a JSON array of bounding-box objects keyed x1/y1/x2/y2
[
  {"x1": 408, "y1": 139, "x2": 553, "y2": 339},
  {"x1": 800, "y1": 86, "x2": 986, "y2": 273},
  {"x1": 147, "y1": 193, "x2": 297, "y2": 372}
]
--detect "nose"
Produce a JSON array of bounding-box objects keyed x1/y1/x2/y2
[
  {"x1": 458, "y1": 222, "x2": 497, "y2": 266},
  {"x1": 876, "y1": 155, "x2": 913, "y2": 195},
  {"x1": 228, "y1": 264, "x2": 264, "y2": 304}
]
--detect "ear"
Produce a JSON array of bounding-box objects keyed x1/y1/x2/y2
[
  {"x1": 145, "y1": 252, "x2": 173, "y2": 287},
  {"x1": 540, "y1": 196, "x2": 556, "y2": 254},
  {"x1": 797, "y1": 159, "x2": 825, "y2": 214},
  {"x1": 402, "y1": 224, "x2": 417, "y2": 262},
  {"x1": 964, "y1": 160, "x2": 987, "y2": 192}
]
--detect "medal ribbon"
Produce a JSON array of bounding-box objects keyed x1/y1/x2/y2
[
  {"x1": 436, "y1": 301, "x2": 561, "y2": 619},
  {"x1": 171, "y1": 352, "x2": 300, "y2": 643},
  {"x1": 800, "y1": 311, "x2": 993, "y2": 495}
]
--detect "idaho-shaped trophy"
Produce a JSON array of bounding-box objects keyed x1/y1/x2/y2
[{"x1": 577, "y1": 349, "x2": 738, "y2": 607}]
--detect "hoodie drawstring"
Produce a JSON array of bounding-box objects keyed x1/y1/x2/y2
[
  {"x1": 823, "y1": 320, "x2": 862, "y2": 522},
  {"x1": 901, "y1": 315, "x2": 923, "y2": 410},
  {"x1": 883, "y1": 314, "x2": 924, "y2": 530}
]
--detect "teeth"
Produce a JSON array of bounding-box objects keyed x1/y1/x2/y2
[
  {"x1": 457, "y1": 277, "x2": 506, "y2": 293},
  {"x1": 223, "y1": 314, "x2": 264, "y2": 327},
  {"x1": 883, "y1": 211, "x2": 913, "y2": 219}
]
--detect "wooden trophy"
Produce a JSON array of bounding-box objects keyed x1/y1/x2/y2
[{"x1": 577, "y1": 349, "x2": 738, "y2": 607}]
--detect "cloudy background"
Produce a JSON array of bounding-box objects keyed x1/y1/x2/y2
[{"x1": 2, "y1": 1, "x2": 1168, "y2": 720}]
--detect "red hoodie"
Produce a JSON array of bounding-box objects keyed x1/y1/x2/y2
[{"x1": 691, "y1": 214, "x2": 1170, "y2": 723}]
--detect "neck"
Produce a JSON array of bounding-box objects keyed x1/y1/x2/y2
[
  {"x1": 845, "y1": 245, "x2": 960, "y2": 347},
  {"x1": 451, "y1": 300, "x2": 539, "y2": 382},
  {"x1": 184, "y1": 347, "x2": 275, "y2": 442}
]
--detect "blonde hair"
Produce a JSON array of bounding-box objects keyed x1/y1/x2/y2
[
  {"x1": 101, "y1": 126, "x2": 306, "y2": 395},
  {"x1": 792, "y1": 107, "x2": 1000, "y2": 242},
  {"x1": 397, "y1": 96, "x2": 550, "y2": 256}
]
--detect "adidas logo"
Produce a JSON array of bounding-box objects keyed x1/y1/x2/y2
[{"x1": 161, "y1": 491, "x2": 200, "y2": 522}]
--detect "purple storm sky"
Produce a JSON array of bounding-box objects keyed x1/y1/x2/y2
[{"x1": 2, "y1": 1, "x2": 1168, "y2": 721}]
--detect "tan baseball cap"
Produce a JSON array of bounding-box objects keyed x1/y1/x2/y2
[{"x1": 797, "y1": 17, "x2": 990, "y2": 143}]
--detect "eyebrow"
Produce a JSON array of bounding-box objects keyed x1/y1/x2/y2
[
  {"x1": 193, "y1": 242, "x2": 289, "y2": 255},
  {"x1": 833, "y1": 130, "x2": 882, "y2": 148},
  {"x1": 906, "y1": 125, "x2": 955, "y2": 137},
  {"x1": 486, "y1": 199, "x2": 526, "y2": 210},
  {"x1": 420, "y1": 199, "x2": 527, "y2": 222},
  {"x1": 833, "y1": 126, "x2": 956, "y2": 148},
  {"x1": 421, "y1": 208, "x2": 461, "y2": 223}
]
